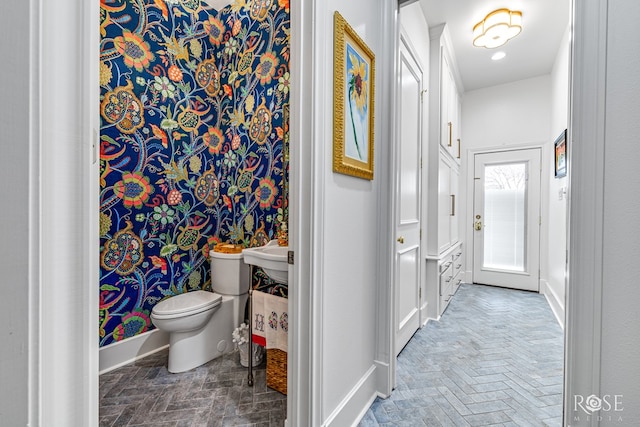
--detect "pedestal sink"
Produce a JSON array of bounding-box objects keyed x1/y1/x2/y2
[{"x1": 242, "y1": 240, "x2": 289, "y2": 284}]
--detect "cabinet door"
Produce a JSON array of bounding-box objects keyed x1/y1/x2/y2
[
  {"x1": 450, "y1": 166, "x2": 459, "y2": 244},
  {"x1": 447, "y1": 69, "x2": 457, "y2": 158},
  {"x1": 454, "y1": 91, "x2": 462, "y2": 164},
  {"x1": 438, "y1": 157, "x2": 452, "y2": 253},
  {"x1": 440, "y1": 54, "x2": 451, "y2": 151}
]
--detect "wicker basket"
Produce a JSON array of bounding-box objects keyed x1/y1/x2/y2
[{"x1": 266, "y1": 348, "x2": 287, "y2": 395}]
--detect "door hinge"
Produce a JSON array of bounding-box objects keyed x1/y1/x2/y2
[
  {"x1": 419, "y1": 287, "x2": 422, "y2": 300},
  {"x1": 287, "y1": 251, "x2": 294, "y2": 265},
  {"x1": 420, "y1": 157, "x2": 423, "y2": 169},
  {"x1": 420, "y1": 228, "x2": 423, "y2": 239},
  {"x1": 539, "y1": 216, "x2": 542, "y2": 225}
]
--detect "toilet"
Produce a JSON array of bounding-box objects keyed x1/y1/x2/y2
[{"x1": 150, "y1": 250, "x2": 250, "y2": 373}]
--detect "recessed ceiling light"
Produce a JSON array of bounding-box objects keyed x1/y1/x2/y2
[{"x1": 491, "y1": 51, "x2": 506, "y2": 61}]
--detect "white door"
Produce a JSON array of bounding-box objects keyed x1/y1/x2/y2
[
  {"x1": 473, "y1": 149, "x2": 541, "y2": 291},
  {"x1": 394, "y1": 36, "x2": 422, "y2": 355}
]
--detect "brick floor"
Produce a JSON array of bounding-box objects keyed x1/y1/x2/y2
[
  {"x1": 99, "y1": 349, "x2": 285, "y2": 427},
  {"x1": 359, "y1": 284, "x2": 564, "y2": 427}
]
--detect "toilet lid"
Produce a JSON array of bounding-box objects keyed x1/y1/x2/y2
[{"x1": 152, "y1": 290, "x2": 222, "y2": 317}]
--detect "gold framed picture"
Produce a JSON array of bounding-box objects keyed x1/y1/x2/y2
[{"x1": 333, "y1": 12, "x2": 375, "y2": 180}]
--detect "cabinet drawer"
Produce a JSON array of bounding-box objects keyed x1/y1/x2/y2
[
  {"x1": 452, "y1": 270, "x2": 463, "y2": 291},
  {"x1": 453, "y1": 260, "x2": 463, "y2": 277},
  {"x1": 439, "y1": 264, "x2": 453, "y2": 292},
  {"x1": 452, "y1": 250, "x2": 463, "y2": 277},
  {"x1": 439, "y1": 258, "x2": 454, "y2": 274}
]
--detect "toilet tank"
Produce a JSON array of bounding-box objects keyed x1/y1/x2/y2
[{"x1": 209, "y1": 250, "x2": 250, "y2": 295}]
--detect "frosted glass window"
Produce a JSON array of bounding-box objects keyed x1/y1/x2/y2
[{"x1": 483, "y1": 163, "x2": 526, "y2": 271}]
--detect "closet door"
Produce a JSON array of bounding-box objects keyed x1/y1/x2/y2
[{"x1": 394, "y1": 35, "x2": 423, "y2": 355}]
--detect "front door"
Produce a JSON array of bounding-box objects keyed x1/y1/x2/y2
[
  {"x1": 473, "y1": 149, "x2": 541, "y2": 291},
  {"x1": 394, "y1": 35, "x2": 423, "y2": 355}
]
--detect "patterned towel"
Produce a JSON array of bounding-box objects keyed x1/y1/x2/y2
[
  {"x1": 251, "y1": 290, "x2": 267, "y2": 347},
  {"x1": 251, "y1": 290, "x2": 288, "y2": 351}
]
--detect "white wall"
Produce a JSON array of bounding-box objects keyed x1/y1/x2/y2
[
  {"x1": 462, "y1": 75, "x2": 552, "y2": 150},
  {"x1": 600, "y1": 0, "x2": 640, "y2": 418},
  {"x1": 308, "y1": 1, "x2": 396, "y2": 425},
  {"x1": 546, "y1": 25, "x2": 571, "y2": 327},
  {"x1": 567, "y1": 0, "x2": 640, "y2": 422},
  {"x1": 461, "y1": 76, "x2": 552, "y2": 286},
  {"x1": 0, "y1": 2, "x2": 31, "y2": 425}
]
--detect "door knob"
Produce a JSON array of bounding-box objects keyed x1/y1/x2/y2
[
  {"x1": 397, "y1": 236, "x2": 405, "y2": 244},
  {"x1": 474, "y1": 221, "x2": 482, "y2": 231}
]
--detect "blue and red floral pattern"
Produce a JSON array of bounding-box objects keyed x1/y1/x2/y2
[{"x1": 99, "y1": 0, "x2": 289, "y2": 347}]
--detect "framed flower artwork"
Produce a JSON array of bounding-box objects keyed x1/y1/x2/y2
[{"x1": 333, "y1": 11, "x2": 375, "y2": 180}]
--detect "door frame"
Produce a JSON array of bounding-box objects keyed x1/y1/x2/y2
[
  {"x1": 471, "y1": 148, "x2": 542, "y2": 291},
  {"x1": 464, "y1": 143, "x2": 550, "y2": 291},
  {"x1": 30, "y1": 0, "x2": 615, "y2": 426}
]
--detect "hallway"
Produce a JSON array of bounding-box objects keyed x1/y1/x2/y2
[{"x1": 360, "y1": 284, "x2": 563, "y2": 426}]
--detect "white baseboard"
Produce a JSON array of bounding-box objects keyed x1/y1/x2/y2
[
  {"x1": 420, "y1": 301, "x2": 429, "y2": 327},
  {"x1": 540, "y1": 279, "x2": 565, "y2": 330},
  {"x1": 99, "y1": 329, "x2": 169, "y2": 375},
  {"x1": 464, "y1": 270, "x2": 473, "y2": 283},
  {"x1": 323, "y1": 364, "x2": 378, "y2": 427},
  {"x1": 374, "y1": 359, "x2": 391, "y2": 398},
  {"x1": 422, "y1": 316, "x2": 437, "y2": 327}
]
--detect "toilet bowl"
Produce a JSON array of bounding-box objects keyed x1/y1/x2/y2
[{"x1": 150, "y1": 251, "x2": 250, "y2": 373}]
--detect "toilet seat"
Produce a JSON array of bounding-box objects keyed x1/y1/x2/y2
[{"x1": 152, "y1": 290, "x2": 222, "y2": 319}]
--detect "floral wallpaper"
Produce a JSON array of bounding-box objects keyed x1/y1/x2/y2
[{"x1": 99, "y1": 0, "x2": 289, "y2": 347}]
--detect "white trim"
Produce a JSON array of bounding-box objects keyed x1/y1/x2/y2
[
  {"x1": 35, "y1": 0, "x2": 100, "y2": 424},
  {"x1": 83, "y1": 0, "x2": 101, "y2": 424},
  {"x1": 564, "y1": 0, "x2": 606, "y2": 424},
  {"x1": 288, "y1": 0, "x2": 315, "y2": 425},
  {"x1": 379, "y1": 0, "x2": 399, "y2": 393},
  {"x1": 420, "y1": 316, "x2": 434, "y2": 328},
  {"x1": 464, "y1": 270, "x2": 473, "y2": 284},
  {"x1": 28, "y1": 0, "x2": 42, "y2": 424},
  {"x1": 373, "y1": 360, "x2": 392, "y2": 399},
  {"x1": 310, "y1": 0, "x2": 326, "y2": 422},
  {"x1": 323, "y1": 365, "x2": 378, "y2": 427},
  {"x1": 540, "y1": 279, "x2": 565, "y2": 329},
  {"x1": 99, "y1": 330, "x2": 170, "y2": 375}
]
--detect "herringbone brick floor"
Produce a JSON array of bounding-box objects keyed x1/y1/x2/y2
[
  {"x1": 359, "y1": 283, "x2": 564, "y2": 427},
  {"x1": 99, "y1": 349, "x2": 286, "y2": 426}
]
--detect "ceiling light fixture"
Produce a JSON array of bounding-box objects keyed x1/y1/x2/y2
[
  {"x1": 473, "y1": 8, "x2": 522, "y2": 49},
  {"x1": 491, "y1": 51, "x2": 506, "y2": 61}
]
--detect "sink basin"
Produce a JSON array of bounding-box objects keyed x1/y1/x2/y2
[{"x1": 243, "y1": 240, "x2": 289, "y2": 284}]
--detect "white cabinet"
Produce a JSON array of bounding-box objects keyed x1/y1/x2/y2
[
  {"x1": 439, "y1": 49, "x2": 462, "y2": 163},
  {"x1": 427, "y1": 242, "x2": 464, "y2": 316},
  {"x1": 425, "y1": 24, "x2": 464, "y2": 319},
  {"x1": 437, "y1": 156, "x2": 459, "y2": 253},
  {"x1": 440, "y1": 56, "x2": 452, "y2": 152}
]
